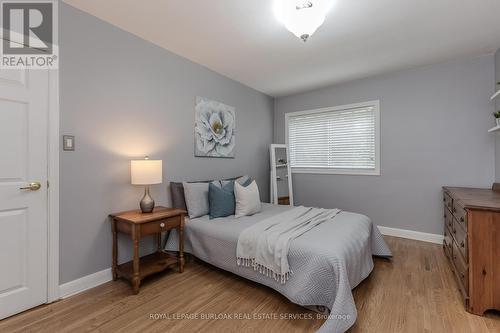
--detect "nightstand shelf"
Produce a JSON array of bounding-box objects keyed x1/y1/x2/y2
[{"x1": 116, "y1": 252, "x2": 179, "y2": 281}]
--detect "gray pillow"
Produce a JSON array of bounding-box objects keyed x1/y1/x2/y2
[
  {"x1": 183, "y1": 182, "x2": 210, "y2": 218},
  {"x1": 170, "y1": 182, "x2": 187, "y2": 210}
]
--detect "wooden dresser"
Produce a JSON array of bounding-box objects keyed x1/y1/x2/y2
[{"x1": 442, "y1": 186, "x2": 500, "y2": 315}]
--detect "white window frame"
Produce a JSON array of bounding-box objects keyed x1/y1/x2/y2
[{"x1": 285, "y1": 100, "x2": 380, "y2": 176}]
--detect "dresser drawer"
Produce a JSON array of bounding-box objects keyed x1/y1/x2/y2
[
  {"x1": 444, "y1": 208, "x2": 453, "y2": 233},
  {"x1": 141, "y1": 217, "x2": 181, "y2": 236},
  {"x1": 452, "y1": 218, "x2": 467, "y2": 262},
  {"x1": 453, "y1": 203, "x2": 467, "y2": 231},
  {"x1": 443, "y1": 226, "x2": 453, "y2": 259},
  {"x1": 452, "y1": 241, "x2": 469, "y2": 294},
  {"x1": 443, "y1": 192, "x2": 453, "y2": 212}
]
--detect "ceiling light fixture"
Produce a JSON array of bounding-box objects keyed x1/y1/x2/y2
[{"x1": 274, "y1": 0, "x2": 334, "y2": 42}]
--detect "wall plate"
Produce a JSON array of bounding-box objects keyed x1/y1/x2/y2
[{"x1": 63, "y1": 135, "x2": 75, "y2": 151}]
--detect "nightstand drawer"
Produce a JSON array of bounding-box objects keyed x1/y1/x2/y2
[{"x1": 141, "y1": 216, "x2": 181, "y2": 236}]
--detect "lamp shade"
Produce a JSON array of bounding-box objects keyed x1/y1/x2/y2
[{"x1": 131, "y1": 159, "x2": 162, "y2": 185}]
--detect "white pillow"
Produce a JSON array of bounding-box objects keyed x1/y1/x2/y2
[{"x1": 234, "y1": 180, "x2": 261, "y2": 218}]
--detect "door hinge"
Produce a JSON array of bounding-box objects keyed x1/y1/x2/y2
[{"x1": 47, "y1": 180, "x2": 50, "y2": 189}]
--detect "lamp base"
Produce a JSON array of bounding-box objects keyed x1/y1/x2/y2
[{"x1": 140, "y1": 186, "x2": 155, "y2": 213}]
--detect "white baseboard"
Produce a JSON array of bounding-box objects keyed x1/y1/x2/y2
[
  {"x1": 378, "y1": 226, "x2": 443, "y2": 244},
  {"x1": 59, "y1": 268, "x2": 113, "y2": 299}
]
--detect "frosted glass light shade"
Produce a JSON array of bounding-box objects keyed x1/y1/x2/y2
[
  {"x1": 274, "y1": 0, "x2": 334, "y2": 41},
  {"x1": 131, "y1": 160, "x2": 162, "y2": 185}
]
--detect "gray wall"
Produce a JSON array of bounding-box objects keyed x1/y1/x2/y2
[
  {"x1": 495, "y1": 49, "x2": 500, "y2": 181},
  {"x1": 274, "y1": 55, "x2": 495, "y2": 235},
  {"x1": 60, "y1": 4, "x2": 273, "y2": 283}
]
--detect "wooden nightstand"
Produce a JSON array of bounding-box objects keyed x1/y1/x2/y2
[{"x1": 109, "y1": 206, "x2": 186, "y2": 294}]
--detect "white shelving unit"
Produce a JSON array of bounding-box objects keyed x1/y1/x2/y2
[
  {"x1": 488, "y1": 125, "x2": 500, "y2": 133},
  {"x1": 488, "y1": 83, "x2": 500, "y2": 133},
  {"x1": 491, "y1": 89, "x2": 500, "y2": 101}
]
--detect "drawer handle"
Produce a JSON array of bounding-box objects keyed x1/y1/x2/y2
[
  {"x1": 460, "y1": 217, "x2": 464, "y2": 222},
  {"x1": 160, "y1": 223, "x2": 165, "y2": 228},
  {"x1": 461, "y1": 273, "x2": 465, "y2": 279},
  {"x1": 443, "y1": 197, "x2": 446, "y2": 202},
  {"x1": 453, "y1": 229, "x2": 456, "y2": 234},
  {"x1": 453, "y1": 255, "x2": 457, "y2": 260},
  {"x1": 460, "y1": 241, "x2": 464, "y2": 248}
]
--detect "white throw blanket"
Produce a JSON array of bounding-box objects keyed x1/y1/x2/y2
[{"x1": 236, "y1": 206, "x2": 341, "y2": 284}]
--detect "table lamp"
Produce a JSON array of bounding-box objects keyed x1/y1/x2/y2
[{"x1": 131, "y1": 157, "x2": 162, "y2": 213}]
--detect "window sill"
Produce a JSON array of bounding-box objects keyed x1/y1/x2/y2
[{"x1": 291, "y1": 168, "x2": 380, "y2": 176}]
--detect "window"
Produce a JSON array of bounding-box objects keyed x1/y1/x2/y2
[{"x1": 286, "y1": 101, "x2": 380, "y2": 175}]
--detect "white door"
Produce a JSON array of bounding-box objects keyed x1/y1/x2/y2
[{"x1": 0, "y1": 68, "x2": 48, "y2": 319}]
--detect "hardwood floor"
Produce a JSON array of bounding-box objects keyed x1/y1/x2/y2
[{"x1": 1, "y1": 236, "x2": 499, "y2": 333}]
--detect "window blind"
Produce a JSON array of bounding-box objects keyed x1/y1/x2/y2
[{"x1": 288, "y1": 105, "x2": 377, "y2": 171}]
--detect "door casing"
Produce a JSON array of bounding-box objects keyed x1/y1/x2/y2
[{"x1": 47, "y1": 69, "x2": 59, "y2": 302}]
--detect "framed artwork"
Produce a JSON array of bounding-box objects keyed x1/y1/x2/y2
[{"x1": 194, "y1": 97, "x2": 235, "y2": 158}]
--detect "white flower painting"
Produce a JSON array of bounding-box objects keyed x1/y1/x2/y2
[{"x1": 195, "y1": 97, "x2": 235, "y2": 158}]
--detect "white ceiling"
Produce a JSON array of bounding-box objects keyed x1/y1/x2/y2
[{"x1": 64, "y1": 0, "x2": 500, "y2": 97}]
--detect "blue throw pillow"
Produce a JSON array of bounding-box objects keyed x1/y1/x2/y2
[{"x1": 209, "y1": 181, "x2": 236, "y2": 219}]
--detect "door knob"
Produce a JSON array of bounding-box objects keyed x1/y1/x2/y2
[{"x1": 20, "y1": 182, "x2": 41, "y2": 191}]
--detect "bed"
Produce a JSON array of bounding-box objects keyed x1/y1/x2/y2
[{"x1": 165, "y1": 203, "x2": 391, "y2": 333}]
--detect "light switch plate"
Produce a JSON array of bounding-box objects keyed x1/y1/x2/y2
[{"x1": 63, "y1": 135, "x2": 75, "y2": 151}]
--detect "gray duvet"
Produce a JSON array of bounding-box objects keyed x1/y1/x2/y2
[{"x1": 165, "y1": 203, "x2": 392, "y2": 333}]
